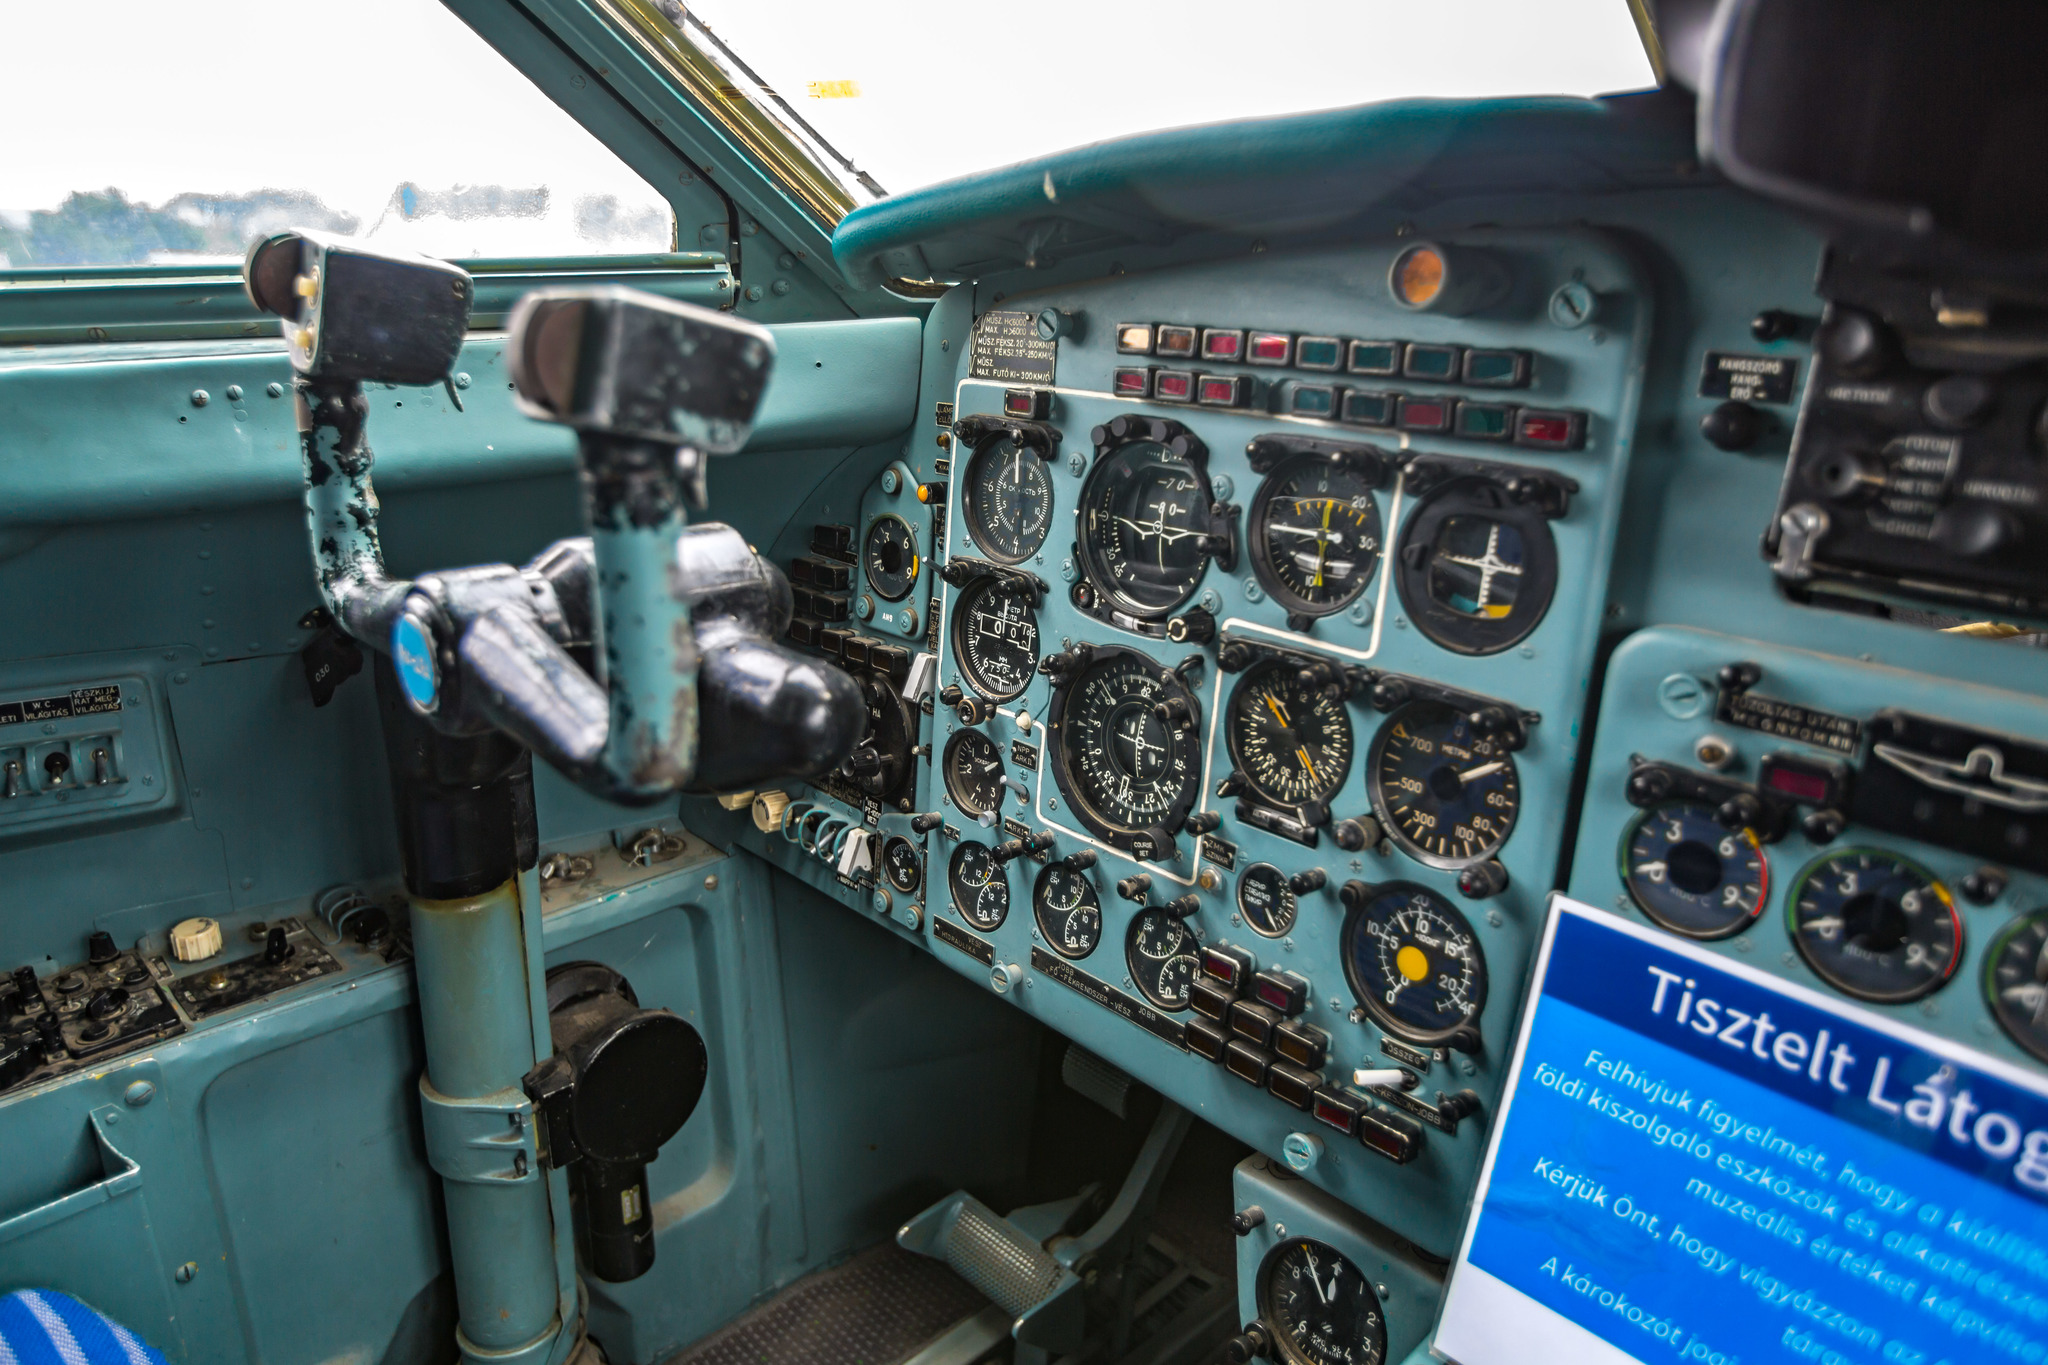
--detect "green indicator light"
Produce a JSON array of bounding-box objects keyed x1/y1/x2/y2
[
  {"x1": 1291, "y1": 385, "x2": 1337, "y2": 417},
  {"x1": 1296, "y1": 338, "x2": 1341, "y2": 370},
  {"x1": 1342, "y1": 391, "x2": 1395, "y2": 426},
  {"x1": 1348, "y1": 341, "x2": 1399, "y2": 375},
  {"x1": 1456, "y1": 403, "x2": 1511, "y2": 438},
  {"x1": 1405, "y1": 345, "x2": 1458, "y2": 380},
  {"x1": 1466, "y1": 351, "x2": 1522, "y2": 384}
]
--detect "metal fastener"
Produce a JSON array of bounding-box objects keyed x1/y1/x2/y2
[
  {"x1": 175, "y1": 1263, "x2": 197, "y2": 1284},
  {"x1": 124, "y1": 1079, "x2": 156, "y2": 1107},
  {"x1": 189, "y1": 390, "x2": 209, "y2": 408},
  {"x1": 224, "y1": 385, "x2": 243, "y2": 402},
  {"x1": 704, "y1": 874, "x2": 719, "y2": 891}
]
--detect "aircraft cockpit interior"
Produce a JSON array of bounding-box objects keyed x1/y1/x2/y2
[{"x1": 4, "y1": 2, "x2": 2048, "y2": 1364}]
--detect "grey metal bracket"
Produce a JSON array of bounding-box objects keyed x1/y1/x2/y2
[{"x1": 420, "y1": 1079, "x2": 541, "y2": 1186}]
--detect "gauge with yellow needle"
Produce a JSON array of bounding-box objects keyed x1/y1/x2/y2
[
  {"x1": 1248, "y1": 451, "x2": 1384, "y2": 617},
  {"x1": 1340, "y1": 880, "x2": 1488, "y2": 1047},
  {"x1": 1226, "y1": 658, "x2": 1354, "y2": 812}
]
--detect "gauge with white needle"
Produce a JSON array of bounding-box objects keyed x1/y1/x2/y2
[
  {"x1": 1258, "y1": 1238, "x2": 1387, "y2": 1365},
  {"x1": 1367, "y1": 701, "x2": 1520, "y2": 868},
  {"x1": 1249, "y1": 451, "x2": 1384, "y2": 617},
  {"x1": 1985, "y1": 906, "x2": 2048, "y2": 1064},
  {"x1": 1226, "y1": 658, "x2": 1352, "y2": 811},
  {"x1": 963, "y1": 433, "x2": 1053, "y2": 563},
  {"x1": 1078, "y1": 425, "x2": 1217, "y2": 618}
]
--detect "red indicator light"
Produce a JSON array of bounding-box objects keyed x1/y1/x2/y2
[
  {"x1": 1201, "y1": 329, "x2": 1244, "y2": 360},
  {"x1": 1003, "y1": 390, "x2": 1035, "y2": 416},
  {"x1": 1155, "y1": 371, "x2": 1194, "y2": 402},
  {"x1": 1248, "y1": 332, "x2": 1292, "y2": 364},
  {"x1": 1313, "y1": 1097, "x2": 1357, "y2": 1134},
  {"x1": 1765, "y1": 766, "x2": 1831, "y2": 803},
  {"x1": 1359, "y1": 1115, "x2": 1419, "y2": 1163},
  {"x1": 1201, "y1": 946, "x2": 1243, "y2": 986},
  {"x1": 1515, "y1": 409, "x2": 1585, "y2": 449},
  {"x1": 1255, "y1": 981, "x2": 1289, "y2": 1010},
  {"x1": 1197, "y1": 375, "x2": 1241, "y2": 406},
  {"x1": 1398, "y1": 398, "x2": 1450, "y2": 431},
  {"x1": 1113, "y1": 367, "x2": 1152, "y2": 397}
]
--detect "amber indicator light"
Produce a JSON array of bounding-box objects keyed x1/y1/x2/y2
[{"x1": 1392, "y1": 245, "x2": 1447, "y2": 308}]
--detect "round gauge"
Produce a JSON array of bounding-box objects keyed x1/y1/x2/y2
[
  {"x1": 1367, "y1": 702, "x2": 1520, "y2": 869},
  {"x1": 1984, "y1": 908, "x2": 2048, "y2": 1064},
  {"x1": 1789, "y1": 849, "x2": 1961, "y2": 1003},
  {"x1": 1227, "y1": 659, "x2": 1354, "y2": 812},
  {"x1": 952, "y1": 576, "x2": 1040, "y2": 702},
  {"x1": 1393, "y1": 477, "x2": 1558, "y2": 656},
  {"x1": 948, "y1": 841, "x2": 1009, "y2": 931},
  {"x1": 963, "y1": 435, "x2": 1054, "y2": 563},
  {"x1": 942, "y1": 729, "x2": 1006, "y2": 823},
  {"x1": 862, "y1": 514, "x2": 920, "y2": 602},
  {"x1": 1342, "y1": 881, "x2": 1488, "y2": 1047},
  {"x1": 1047, "y1": 647, "x2": 1202, "y2": 856},
  {"x1": 881, "y1": 835, "x2": 921, "y2": 895},
  {"x1": 1258, "y1": 1238, "x2": 1388, "y2": 1365},
  {"x1": 1248, "y1": 453, "x2": 1384, "y2": 617},
  {"x1": 1078, "y1": 425, "x2": 1215, "y2": 618},
  {"x1": 1125, "y1": 908, "x2": 1199, "y2": 1011},
  {"x1": 1237, "y1": 863, "x2": 1298, "y2": 939},
  {"x1": 1620, "y1": 802, "x2": 1769, "y2": 940},
  {"x1": 1033, "y1": 862, "x2": 1103, "y2": 959}
]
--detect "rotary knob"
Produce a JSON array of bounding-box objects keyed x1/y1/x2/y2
[
  {"x1": 170, "y1": 917, "x2": 223, "y2": 963},
  {"x1": 751, "y1": 790, "x2": 791, "y2": 833}
]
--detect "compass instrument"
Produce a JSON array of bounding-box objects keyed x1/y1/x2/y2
[
  {"x1": 1248, "y1": 452, "x2": 1384, "y2": 617},
  {"x1": 1046, "y1": 646, "x2": 1202, "y2": 858},
  {"x1": 862, "y1": 514, "x2": 920, "y2": 601},
  {"x1": 1340, "y1": 881, "x2": 1488, "y2": 1047},
  {"x1": 1227, "y1": 659, "x2": 1353, "y2": 813},
  {"x1": 1985, "y1": 907, "x2": 2048, "y2": 1064},
  {"x1": 1367, "y1": 702, "x2": 1520, "y2": 868},
  {"x1": 1078, "y1": 418, "x2": 1219, "y2": 619},
  {"x1": 1393, "y1": 476, "x2": 1558, "y2": 655},
  {"x1": 963, "y1": 432, "x2": 1054, "y2": 563},
  {"x1": 952, "y1": 575, "x2": 1040, "y2": 702},
  {"x1": 943, "y1": 729, "x2": 1007, "y2": 824},
  {"x1": 1237, "y1": 863, "x2": 1298, "y2": 939},
  {"x1": 1620, "y1": 802, "x2": 1769, "y2": 939},
  {"x1": 947, "y1": 841, "x2": 1009, "y2": 931},
  {"x1": 1257, "y1": 1238, "x2": 1388, "y2": 1365},
  {"x1": 1789, "y1": 848, "x2": 1961, "y2": 1002},
  {"x1": 1033, "y1": 862, "x2": 1103, "y2": 959},
  {"x1": 881, "y1": 836, "x2": 921, "y2": 895},
  {"x1": 1125, "y1": 907, "x2": 1199, "y2": 1010}
]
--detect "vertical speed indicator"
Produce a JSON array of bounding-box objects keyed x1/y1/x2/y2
[{"x1": 1367, "y1": 701, "x2": 1520, "y2": 868}]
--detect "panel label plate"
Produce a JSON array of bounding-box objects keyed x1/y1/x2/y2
[
  {"x1": 933, "y1": 917, "x2": 994, "y2": 965},
  {"x1": 1031, "y1": 946, "x2": 1187, "y2": 1050},
  {"x1": 0, "y1": 685, "x2": 121, "y2": 726},
  {"x1": 1380, "y1": 1036, "x2": 1435, "y2": 1071},
  {"x1": 1199, "y1": 834, "x2": 1238, "y2": 872},
  {"x1": 969, "y1": 310, "x2": 1057, "y2": 385},
  {"x1": 1715, "y1": 688, "x2": 1862, "y2": 754},
  {"x1": 1010, "y1": 740, "x2": 1040, "y2": 772},
  {"x1": 1698, "y1": 351, "x2": 1797, "y2": 403}
]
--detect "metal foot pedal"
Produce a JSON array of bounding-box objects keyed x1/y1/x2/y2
[{"x1": 898, "y1": 1192, "x2": 1084, "y2": 1358}]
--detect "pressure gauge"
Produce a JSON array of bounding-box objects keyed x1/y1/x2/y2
[
  {"x1": 1033, "y1": 862, "x2": 1103, "y2": 960},
  {"x1": 1259, "y1": 1238, "x2": 1388, "y2": 1365},
  {"x1": 948, "y1": 841, "x2": 1009, "y2": 931},
  {"x1": 1620, "y1": 802, "x2": 1769, "y2": 939},
  {"x1": 863, "y1": 514, "x2": 920, "y2": 601},
  {"x1": 1788, "y1": 848, "x2": 1960, "y2": 1003},
  {"x1": 1367, "y1": 701, "x2": 1520, "y2": 869}
]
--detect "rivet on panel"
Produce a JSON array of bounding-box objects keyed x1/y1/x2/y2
[
  {"x1": 224, "y1": 385, "x2": 243, "y2": 402},
  {"x1": 772, "y1": 279, "x2": 791, "y2": 296},
  {"x1": 455, "y1": 372, "x2": 472, "y2": 389},
  {"x1": 704, "y1": 874, "x2": 719, "y2": 891},
  {"x1": 175, "y1": 1263, "x2": 197, "y2": 1284},
  {"x1": 266, "y1": 382, "x2": 283, "y2": 398},
  {"x1": 1656, "y1": 673, "x2": 1707, "y2": 720},
  {"x1": 190, "y1": 390, "x2": 209, "y2": 407},
  {"x1": 746, "y1": 286, "x2": 764, "y2": 302}
]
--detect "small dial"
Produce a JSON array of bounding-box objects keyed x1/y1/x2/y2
[
  {"x1": 1126, "y1": 908, "x2": 1199, "y2": 1010},
  {"x1": 964, "y1": 435, "x2": 1054, "y2": 563},
  {"x1": 1985, "y1": 907, "x2": 2048, "y2": 1064},
  {"x1": 1249, "y1": 453, "x2": 1384, "y2": 616},
  {"x1": 881, "y1": 835, "x2": 921, "y2": 894},
  {"x1": 1368, "y1": 702, "x2": 1520, "y2": 868},
  {"x1": 1079, "y1": 435, "x2": 1215, "y2": 618},
  {"x1": 1258, "y1": 1238, "x2": 1388, "y2": 1365},
  {"x1": 953, "y1": 576, "x2": 1040, "y2": 702},
  {"x1": 1341, "y1": 882, "x2": 1488, "y2": 1046},
  {"x1": 1047, "y1": 647, "x2": 1202, "y2": 854},
  {"x1": 1789, "y1": 849, "x2": 1961, "y2": 1003},
  {"x1": 1393, "y1": 477, "x2": 1558, "y2": 655},
  {"x1": 1620, "y1": 801, "x2": 1769, "y2": 939},
  {"x1": 1237, "y1": 863, "x2": 1298, "y2": 939},
  {"x1": 943, "y1": 729, "x2": 1006, "y2": 823},
  {"x1": 1227, "y1": 659, "x2": 1354, "y2": 812},
  {"x1": 1033, "y1": 863, "x2": 1104, "y2": 959},
  {"x1": 948, "y1": 841, "x2": 1009, "y2": 931},
  {"x1": 862, "y1": 514, "x2": 920, "y2": 601}
]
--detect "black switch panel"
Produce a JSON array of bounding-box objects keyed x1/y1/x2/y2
[
  {"x1": 170, "y1": 918, "x2": 343, "y2": 1020},
  {"x1": 1, "y1": 949, "x2": 184, "y2": 1097}
]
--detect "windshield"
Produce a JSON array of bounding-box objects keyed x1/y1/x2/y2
[
  {"x1": 678, "y1": 0, "x2": 1658, "y2": 198},
  {"x1": 1, "y1": 0, "x2": 675, "y2": 268}
]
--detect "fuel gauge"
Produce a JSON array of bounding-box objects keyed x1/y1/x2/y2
[
  {"x1": 1788, "y1": 849, "x2": 1960, "y2": 1003},
  {"x1": 1033, "y1": 862, "x2": 1103, "y2": 959},
  {"x1": 1986, "y1": 907, "x2": 2048, "y2": 1064},
  {"x1": 1620, "y1": 802, "x2": 1769, "y2": 940}
]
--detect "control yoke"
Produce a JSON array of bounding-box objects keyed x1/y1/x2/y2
[{"x1": 245, "y1": 230, "x2": 864, "y2": 801}]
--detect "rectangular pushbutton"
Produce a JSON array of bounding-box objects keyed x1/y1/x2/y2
[
  {"x1": 1003, "y1": 388, "x2": 1051, "y2": 420},
  {"x1": 1201, "y1": 944, "x2": 1256, "y2": 991},
  {"x1": 1515, "y1": 408, "x2": 1587, "y2": 450},
  {"x1": 1247, "y1": 332, "x2": 1293, "y2": 365},
  {"x1": 1155, "y1": 325, "x2": 1198, "y2": 358},
  {"x1": 1454, "y1": 401, "x2": 1514, "y2": 442},
  {"x1": 1113, "y1": 367, "x2": 1154, "y2": 398},
  {"x1": 1224, "y1": 1040, "x2": 1271, "y2": 1086},
  {"x1": 1154, "y1": 370, "x2": 1195, "y2": 403},
  {"x1": 1402, "y1": 343, "x2": 1461, "y2": 381},
  {"x1": 1312, "y1": 1086, "x2": 1363, "y2": 1136},
  {"x1": 1190, "y1": 977, "x2": 1236, "y2": 1022},
  {"x1": 1186, "y1": 1017, "x2": 1230, "y2": 1062},
  {"x1": 1252, "y1": 969, "x2": 1308, "y2": 1016},
  {"x1": 1266, "y1": 1062, "x2": 1322, "y2": 1111},
  {"x1": 1347, "y1": 340, "x2": 1401, "y2": 375},
  {"x1": 1274, "y1": 1019, "x2": 1329, "y2": 1069},
  {"x1": 1200, "y1": 328, "x2": 1244, "y2": 361},
  {"x1": 1116, "y1": 322, "x2": 1155, "y2": 354},
  {"x1": 1288, "y1": 383, "x2": 1339, "y2": 418},
  {"x1": 1229, "y1": 998, "x2": 1280, "y2": 1047},
  {"x1": 1341, "y1": 390, "x2": 1396, "y2": 427},
  {"x1": 1197, "y1": 374, "x2": 1251, "y2": 407},
  {"x1": 1396, "y1": 395, "x2": 1452, "y2": 433},
  {"x1": 1295, "y1": 336, "x2": 1343, "y2": 371},
  {"x1": 1358, "y1": 1106, "x2": 1424, "y2": 1164},
  {"x1": 1463, "y1": 348, "x2": 1531, "y2": 387}
]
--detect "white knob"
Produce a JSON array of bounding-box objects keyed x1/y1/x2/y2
[
  {"x1": 170, "y1": 917, "x2": 223, "y2": 962},
  {"x1": 751, "y1": 790, "x2": 790, "y2": 833},
  {"x1": 716, "y1": 790, "x2": 757, "y2": 811},
  {"x1": 1352, "y1": 1068, "x2": 1413, "y2": 1091},
  {"x1": 990, "y1": 962, "x2": 1023, "y2": 995}
]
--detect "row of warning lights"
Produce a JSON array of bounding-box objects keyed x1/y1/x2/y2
[
  {"x1": 1116, "y1": 323, "x2": 1532, "y2": 388},
  {"x1": 1107, "y1": 366, "x2": 1587, "y2": 450}
]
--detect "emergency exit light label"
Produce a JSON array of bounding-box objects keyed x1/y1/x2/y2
[
  {"x1": 1438, "y1": 899, "x2": 2048, "y2": 1365},
  {"x1": 969, "y1": 310, "x2": 1057, "y2": 385}
]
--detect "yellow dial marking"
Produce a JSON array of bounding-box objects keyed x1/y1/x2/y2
[{"x1": 1397, "y1": 945, "x2": 1430, "y2": 982}]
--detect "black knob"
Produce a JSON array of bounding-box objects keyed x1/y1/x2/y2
[
  {"x1": 1716, "y1": 793, "x2": 1764, "y2": 831},
  {"x1": 1751, "y1": 309, "x2": 1799, "y2": 342},
  {"x1": 1457, "y1": 860, "x2": 1510, "y2": 899},
  {"x1": 1288, "y1": 868, "x2": 1327, "y2": 895},
  {"x1": 1931, "y1": 500, "x2": 2020, "y2": 558},
  {"x1": 1924, "y1": 374, "x2": 1996, "y2": 431},
  {"x1": 86, "y1": 931, "x2": 117, "y2": 966},
  {"x1": 1437, "y1": 1090, "x2": 1483, "y2": 1124},
  {"x1": 1701, "y1": 400, "x2": 1765, "y2": 452},
  {"x1": 846, "y1": 741, "x2": 883, "y2": 777},
  {"x1": 1811, "y1": 451, "x2": 1885, "y2": 505},
  {"x1": 1446, "y1": 1026, "x2": 1483, "y2": 1056},
  {"x1": 1297, "y1": 661, "x2": 1341, "y2": 696},
  {"x1": 1718, "y1": 661, "x2": 1763, "y2": 693},
  {"x1": 938, "y1": 684, "x2": 964, "y2": 708},
  {"x1": 995, "y1": 831, "x2": 1054, "y2": 863},
  {"x1": 263, "y1": 926, "x2": 293, "y2": 966},
  {"x1": 957, "y1": 696, "x2": 997, "y2": 725},
  {"x1": 1370, "y1": 677, "x2": 1410, "y2": 711},
  {"x1": 1216, "y1": 641, "x2": 1255, "y2": 672},
  {"x1": 1184, "y1": 811, "x2": 1222, "y2": 835},
  {"x1": 1153, "y1": 696, "x2": 1193, "y2": 724},
  {"x1": 1339, "y1": 879, "x2": 1375, "y2": 911},
  {"x1": 1333, "y1": 816, "x2": 1381, "y2": 852},
  {"x1": 1116, "y1": 874, "x2": 1152, "y2": 904},
  {"x1": 84, "y1": 987, "x2": 129, "y2": 1021},
  {"x1": 910, "y1": 811, "x2": 944, "y2": 833},
  {"x1": 1222, "y1": 1324, "x2": 1273, "y2": 1364},
  {"x1": 1961, "y1": 867, "x2": 2010, "y2": 906},
  {"x1": 1062, "y1": 849, "x2": 1097, "y2": 871},
  {"x1": 994, "y1": 839, "x2": 1028, "y2": 863},
  {"x1": 1230, "y1": 1206, "x2": 1267, "y2": 1236},
  {"x1": 1216, "y1": 771, "x2": 1248, "y2": 799},
  {"x1": 915, "y1": 481, "x2": 947, "y2": 506},
  {"x1": 1163, "y1": 894, "x2": 1201, "y2": 918},
  {"x1": 1626, "y1": 767, "x2": 1674, "y2": 807},
  {"x1": 1801, "y1": 809, "x2": 1846, "y2": 845},
  {"x1": 1165, "y1": 608, "x2": 1216, "y2": 645},
  {"x1": 1819, "y1": 307, "x2": 1894, "y2": 379}
]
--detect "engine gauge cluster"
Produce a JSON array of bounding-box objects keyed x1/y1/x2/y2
[
  {"x1": 1621, "y1": 802, "x2": 1769, "y2": 939},
  {"x1": 1788, "y1": 848, "x2": 1961, "y2": 1003},
  {"x1": 1033, "y1": 861, "x2": 1104, "y2": 959},
  {"x1": 948, "y1": 841, "x2": 1009, "y2": 931},
  {"x1": 1126, "y1": 907, "x2": 1200, "y2": 1010}
]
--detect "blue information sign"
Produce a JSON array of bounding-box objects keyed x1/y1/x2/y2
[{"x1": 1437, "y1": 897, "x2": 2048, "y2": 1365}]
